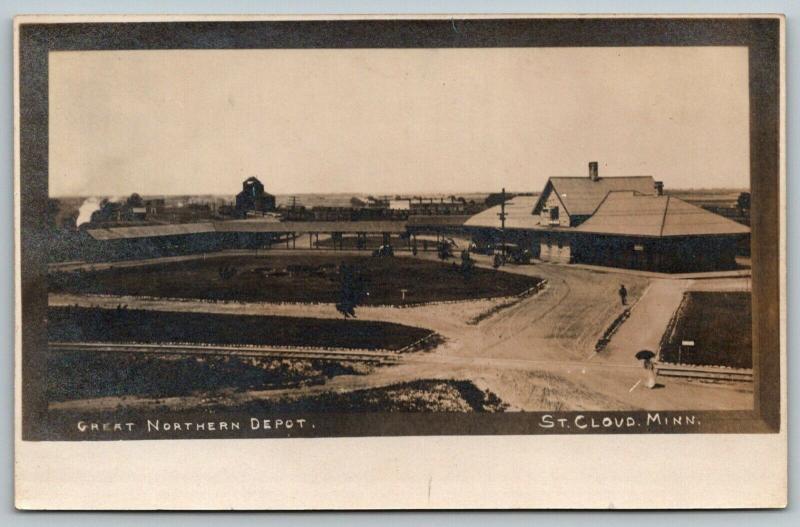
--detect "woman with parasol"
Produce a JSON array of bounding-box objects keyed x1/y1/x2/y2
[{"x1": 635, "y1": 350, "x2": 658, "y2": 389}]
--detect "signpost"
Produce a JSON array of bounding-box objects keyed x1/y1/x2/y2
[
  {"x1": 679, "y1": 340, "x2": 695, "y2": 363},
  {"x1": 497, "y1": 187, "x2": 507, "y2": 266}
]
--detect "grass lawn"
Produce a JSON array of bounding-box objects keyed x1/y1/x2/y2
[
  {"x1": 47, "y1": 350, "x2": 368, "y2": 402},
  {"x1": 313, "y1": 234, "x2": 411, "y2": 250},
  {"x1": 48, "y1": 306, "x2": 433, "y2": 351},
  {"x1": 659, "y1": 292, "x2": 752, "y2": 369},
  {"x1": 49, "y1": 254, "x2": 541, "y2": 305}
]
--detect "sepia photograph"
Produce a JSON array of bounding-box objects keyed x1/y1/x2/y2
[
  {"x1": 13, "y1": 14, "x2": 786, "y2": 509},
  {"x1": 43, "y1": 46, "x2": 757, "y2": 424}
]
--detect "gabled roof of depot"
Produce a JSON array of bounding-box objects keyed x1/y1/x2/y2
[
  {"x1": 532, "y1": 176, "x2": 656, "y2": 217},
  {"x1": 575, "y1": 191, "x2": 750, "y2": 237}
]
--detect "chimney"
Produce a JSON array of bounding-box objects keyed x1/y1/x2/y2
[
  {"x1": 589, "y1": 161, "x2": 599, "y2": 181},
  {"x1": 654, "y1": 181, "x2": 664, "y2": 196}
]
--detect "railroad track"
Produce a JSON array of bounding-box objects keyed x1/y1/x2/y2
[{"x1": 48, "y1": 341, "x2": 401, "y2": 363}]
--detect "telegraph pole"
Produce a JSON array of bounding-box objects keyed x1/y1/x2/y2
[{"x1": 497, "y1": 187, "x2": 507, "y2": 265}]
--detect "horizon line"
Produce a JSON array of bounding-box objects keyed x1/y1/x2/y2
[{"x1": 48, "y1": 186, "x2": 751, "y2": 200}]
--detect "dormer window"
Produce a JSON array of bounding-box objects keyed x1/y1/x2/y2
[{"x1": 549, "y1": 206, "x2": 560, "y2": 225}]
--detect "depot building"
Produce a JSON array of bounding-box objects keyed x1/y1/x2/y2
[{"x1": 464, "y1": 162, "x2": 750, "y2": 273}]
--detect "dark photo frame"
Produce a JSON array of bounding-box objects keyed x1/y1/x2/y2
[{"x1": 16, "y1": 17, "x2": 782, "y2": 441}]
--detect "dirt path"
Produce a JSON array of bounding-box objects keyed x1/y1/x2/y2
[{"x1": 596, "y1": 279, "x2": 689, "y2": 366}]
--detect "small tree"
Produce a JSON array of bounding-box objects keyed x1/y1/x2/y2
[
  {"x1": 127, "y1": 193, "x2": 144, "y2": 208},
  {"x1": 336, "y1": 264, "x2": 366, "y2": 319},
  {"x1": 218, "y1": 264, "x2": 237, "y2": 280},
  {"x1": 437, "y1": 241, "x2": 453, "y2": 261},
  {"x1": 737, "y1": 192, "x2": 751, "y2": 216},
  {"x1": 459, "y1": 249, "x2": 475, "y2": 281}
]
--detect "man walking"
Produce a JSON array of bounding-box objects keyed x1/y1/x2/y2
[{"x1": 618, "y1": 284, "x2": 628, "y2": 306}]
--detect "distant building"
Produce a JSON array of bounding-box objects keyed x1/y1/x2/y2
[
  {"x1": 283, "y1": 205, "x2": 407, "y2": 222},
  {"x1": 409, "y1": 197, "x2": 486, "y2": 216},
  {"x1": 365, "y1": 196, "x2": 390, "y2": 209},
  {"x1": 130, "y1": 207, "x2": 148, "y2": 220},
  {"x1": 389, "y1": 199, "x2": 411, "y2": 210},
  {"x1": 484, "y1": 193, "x2": 511, "y2": 208},
  {"x1": 144, "y1": 198, "x2": 165, "y2": 216},
  {"x1": 465, "y1": 162, "x2": 750, "y2": 273},
  {"x1": 350, "y1": 196, "x2": 368, "y2": 208},
  {"x1": 235, "y1": 177, "x2": 276, "y2": 216}
]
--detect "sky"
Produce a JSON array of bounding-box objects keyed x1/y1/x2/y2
[{"x1": 48, "y1": 46, "x2": 750, "y2": 197}]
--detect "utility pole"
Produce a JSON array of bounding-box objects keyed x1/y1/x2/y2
[{"x1": 497, "y1": 187, "x2": 507, "y2": 265}]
